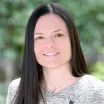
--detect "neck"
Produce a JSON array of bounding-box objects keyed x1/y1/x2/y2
[{"x1": 41, "y1": 63, "x2": 76, "y2": 92}]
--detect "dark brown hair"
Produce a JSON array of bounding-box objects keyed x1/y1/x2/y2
[{"x1": 13, "y1": 3, "x2": 90, "y2": 104}]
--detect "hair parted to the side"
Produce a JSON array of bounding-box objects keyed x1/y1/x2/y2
[{"x1": 13, "y1": 3, "x2": 90, "y2": 104}]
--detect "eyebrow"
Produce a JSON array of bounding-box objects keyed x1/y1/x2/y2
[{"x1": 34, "y1": 29, "x2": 62, "y2": 35}]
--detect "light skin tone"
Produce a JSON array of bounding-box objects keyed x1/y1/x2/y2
[{"x1": 34, "y1": 14, "x2": 78, "y2": 94}]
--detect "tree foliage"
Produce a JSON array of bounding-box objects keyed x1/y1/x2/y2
[{"x1": 0, "y1": 0, "x2": 104, "y2": 62}]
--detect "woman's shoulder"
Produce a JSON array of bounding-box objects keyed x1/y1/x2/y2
[
  {"x1": 6, "y1": 78, "x2": 21, "y2": 104},
  {"x1": 82, "y1": 75, "x2": 104, "y2": 85},
  {"x1": 9, "y1": 78, "x2": 21, "y2": 87},
  {"x1": 8, "y1": 78, "x2": 21, "y2": 94},
  {"x1": 81, "y1": 74, "x2": 104, "y2": 91},
  {"x1": 81, "y1": 75, "x2": 104, "y2": 103}
]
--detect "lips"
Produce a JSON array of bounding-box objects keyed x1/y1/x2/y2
[{"x1": 43, "y1": 52, "x2": 59, "y2": 56}]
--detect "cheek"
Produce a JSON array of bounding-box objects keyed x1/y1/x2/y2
[
  {"x1": 34, "y1": 43, "x2": 42, "y2": 57},
  {"x1": 60, "y1": 39, "x2": 71, "y2": 50},
  {"x1": 59, "y1": 40, "x2": 72, "y2": 57},
  {"x1": 66, "y1": 41, "x2": 72, "y2": 55}
]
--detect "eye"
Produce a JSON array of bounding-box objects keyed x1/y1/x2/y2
[
  {"x1": 35, "y1": 36, "x2": 44, "y2": 40},
  {"x1": 55, "y1": 33, "x2": 63, "y2": 37}
]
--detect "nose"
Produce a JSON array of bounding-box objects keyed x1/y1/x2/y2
[{"x1": 44, "y1": 37, "x2": 56, "y2": 48}]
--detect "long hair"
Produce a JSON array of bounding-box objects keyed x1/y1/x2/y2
[{"x1": 13, "y1": 3, "x2": 90, "y2": 104}]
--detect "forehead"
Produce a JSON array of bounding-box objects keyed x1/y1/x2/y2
[{"x1": 34, "y1": 14, "x2": 68, "y2": 33}]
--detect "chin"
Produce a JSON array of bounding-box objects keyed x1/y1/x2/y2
[{"x1": 42, "y1": 63, "x2": 61, "y2": 69}]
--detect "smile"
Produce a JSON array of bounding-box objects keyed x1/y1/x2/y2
[{"x1": 43, "y1": 52, "x2": 59, "y2": 56}]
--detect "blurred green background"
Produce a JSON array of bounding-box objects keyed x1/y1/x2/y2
[{"x1": 0, "y1": 0, "x2": 104, "y2": 103}]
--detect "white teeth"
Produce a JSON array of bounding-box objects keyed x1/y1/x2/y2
[{"x1": 44, "y1": 52, "x2": 58, "y2": 56}]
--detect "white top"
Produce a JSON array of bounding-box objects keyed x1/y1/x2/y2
[{"x1": 6, "y1": 75, "x2": 104, "y2": 104}]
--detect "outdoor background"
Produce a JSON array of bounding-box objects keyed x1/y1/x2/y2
[{"x1": 0, "y1": 0, "x2": 104, "y2": 103}]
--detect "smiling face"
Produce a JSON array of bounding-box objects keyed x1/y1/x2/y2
[{"x1": 34, "y1": 14, "x2": 72, "y2": 69}]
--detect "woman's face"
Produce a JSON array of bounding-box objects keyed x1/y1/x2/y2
[{"x1": 34, "y1": 14, "x2": 72, "y2": 69}]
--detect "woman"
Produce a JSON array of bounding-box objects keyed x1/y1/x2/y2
[{"x1": 6, "y1": 3, "x2": 104, "y2": 104}]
